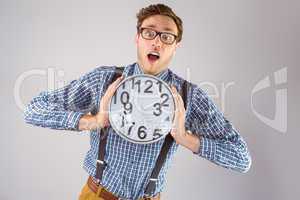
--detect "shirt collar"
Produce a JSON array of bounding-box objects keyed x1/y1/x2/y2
[{"x1": 133, "y1": 62, "x2": 170, "y2": 83}]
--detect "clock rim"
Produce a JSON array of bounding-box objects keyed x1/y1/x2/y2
[{"x1": 108, "y1": 74, "x2": 175, "y2": 144}]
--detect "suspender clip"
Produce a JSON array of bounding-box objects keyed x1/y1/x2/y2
[{"x1": 97, "y1": 159, "x2": 106, "y2": 166}]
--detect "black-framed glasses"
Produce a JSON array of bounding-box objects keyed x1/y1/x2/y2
[{"x1": 139, "y1": 27, "x2": 178, "y2": 45}]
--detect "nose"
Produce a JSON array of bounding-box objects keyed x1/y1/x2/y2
[{"x1": 152, "y1": 35, "x2": 162, "y2": 48}]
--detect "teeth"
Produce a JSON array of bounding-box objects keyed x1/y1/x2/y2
[{"x1": 149, "y1": 52, "x2": 160, "y2": 57}]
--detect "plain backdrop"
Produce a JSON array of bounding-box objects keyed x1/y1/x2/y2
[{"x1": 1, "y1": 0, "x2": 299, "y2": 200}]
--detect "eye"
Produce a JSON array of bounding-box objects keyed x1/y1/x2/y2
[
  {"x1": 161, "y1": 33, "x2": 175, "y2": 43},
  {"x1": 143, "y1": 29, "x2": 156, "y2": 39}
]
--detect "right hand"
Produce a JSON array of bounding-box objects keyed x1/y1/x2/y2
[{"x1": 95, "y1": 75, "x2": 124, "y2": 128}]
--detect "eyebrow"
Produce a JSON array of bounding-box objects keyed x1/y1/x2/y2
[{"x1": 145, "y1": 24, "x2": 176, "y2": 33}]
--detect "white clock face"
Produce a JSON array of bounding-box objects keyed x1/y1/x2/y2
[{"x1": 109, "y1": 74, "x2": 175, "y2": 144}]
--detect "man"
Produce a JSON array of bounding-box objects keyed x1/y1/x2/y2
[{"x1": 24, "y1": 4, "x2": 251, "y2": 200}]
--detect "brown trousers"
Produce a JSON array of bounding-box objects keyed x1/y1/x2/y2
[{"x1": 78, "y1": 183, "x2": 161, "y2": 200}]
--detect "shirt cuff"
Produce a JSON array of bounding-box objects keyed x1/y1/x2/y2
[
  {"x1": 62, "y1": 111, "x2": 84, "y2": 131},
  {"x1": 193, "y1": 137, "x2": 216, "y2": 161}
]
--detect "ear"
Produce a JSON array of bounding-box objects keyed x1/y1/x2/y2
[
  {"x1": 175, "y1": 42, "x2": 181, "y2": 49},
  {"x1": 135, "y1": 33, "x2": 139, "y2": 45},
  {"x1": 173, "y1": 42, "x2": 181, "y2": 55}
]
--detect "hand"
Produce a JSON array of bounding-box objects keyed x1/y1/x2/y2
[
  {"x1": 95, "y1": 75, "x2": 124, "y2": 128},
  {"x1": 170, "y1": 86, "x2": 187, "y2": 145},
  {"x1": 170, "y1": 86, "x2": 201, "y2": 152}
]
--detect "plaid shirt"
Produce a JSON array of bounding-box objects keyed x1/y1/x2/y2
[{"x1": 24, "y1": 63, "x2": 251, "y2": 199}]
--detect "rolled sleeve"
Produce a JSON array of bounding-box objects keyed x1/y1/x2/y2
[
  {"x1": 62, "y1": 111, "x2": 85, "y2": 130},
  {"x1": 188, "y1": 86, "x2": 251, "y2": 173},
  {"x1": 193, "y1": 137, "x2": 216, "y2": 161},
  {"x1": 24, "y1": 67, "x2": 105, "y2": 131}
]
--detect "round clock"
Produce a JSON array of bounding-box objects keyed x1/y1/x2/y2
[{"x1": 109, "y1": 74, "x2": 175, "y2": 144}]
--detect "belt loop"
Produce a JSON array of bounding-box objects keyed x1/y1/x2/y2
[{"x1": 96, "y1": 186, "x2": 103, "y2": 197}]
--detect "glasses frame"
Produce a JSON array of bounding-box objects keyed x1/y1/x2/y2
[{"x1": 139, "y1": 27, "x2": 178, "y2": 45}]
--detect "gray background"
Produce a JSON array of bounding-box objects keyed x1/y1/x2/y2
[{"x1": 1, "y1": 0, "x2": 299, "y2": 199}]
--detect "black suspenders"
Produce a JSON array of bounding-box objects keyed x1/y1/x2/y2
[
  {"x1": 94, "y1": 67, "x2": 191, "y2": 196},
  {"x1": 95, "y1": 67, "x2": 124, "y2": 183},
  {"x1": 144, "y1": 79, "x2": 190, "y2": 196}
]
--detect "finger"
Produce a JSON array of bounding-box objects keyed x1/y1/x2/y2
[
  {"x1": 171, "y1": 86, "x2": 185, "y2": 113},
  {"x1": 171, "y1": 86, "x2": 179, "y2": 112},
  {"x1": 104, "y1": 76, "x2": 124, "y2": 98},
  {"x1": 171, "y1": 87, "x2": 180, "y2": 130},
  {"x1": 100, "y1": 76, "x2": 124, "y2": 110},
  {"x1": 112, "y1": 75, "x2": 124, "y2": 85},
  {"x1": 108, "y1": 75, "x2": 124, "y2": 91},
  {"x1": 171, "y1": 86, "x2": 179, "y2": 102},
  {"x1": 177, "y1": 92, "x2": 185, "y2": 113},
  {"x1": 171, "y1": 88, "x2": 184, "y2": 136}
]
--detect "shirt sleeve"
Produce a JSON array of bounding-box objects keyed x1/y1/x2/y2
[
  {"x1": 24, "y1": 67, "x2": 106, "y2": 131},
  {"x1": 187, "y1": 86, "x2": 252, "y2": 173}
]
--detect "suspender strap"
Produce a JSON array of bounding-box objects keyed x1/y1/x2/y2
[
  {"x1": 95, "y1": 66, "x2": 124, "y2": 183},
  {"x1": 95, "y1": 127, "x2": 108, "y2": 182},
  {"x1": 144, "y1": 133, "x2": 173, "y2": 195},
  {"x1": 181, "y1": 80, "x2": 189, "y2": 109},
  {"x1": 144, "y1": 80, "x2": 190, "y2": 195}
]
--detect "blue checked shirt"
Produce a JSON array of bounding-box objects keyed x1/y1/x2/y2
[{"x1": 24, "y1": 63, "x2": 251, "y2": 200}]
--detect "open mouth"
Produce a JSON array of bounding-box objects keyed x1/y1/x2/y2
[{"x1": 147, "y1": 52, "x2": 160, "y2": 63}]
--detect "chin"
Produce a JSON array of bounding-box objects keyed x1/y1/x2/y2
[
  {"x1": 146, "y1": 65, "x2": 162, "y2": 75},
  {"x1": 143, "y1": 68, "x2": 156, "y2": 75},
  {"x1": 139, "y1": 62, "x2": 153, "y2": 74},
  {"x1": 138, "y1": 59, "x2": 163, "y2": 75}
]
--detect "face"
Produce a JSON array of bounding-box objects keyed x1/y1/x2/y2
[{"x1": 136, "y1": 15, "x2": 180, "y2": 75}]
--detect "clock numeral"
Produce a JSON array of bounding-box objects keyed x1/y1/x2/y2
[
  {"x1": 120, "y1": 91, "x2": 130, "y2": 104},
  {"x1": 153, "y1": 93, "x2": 170, "y2": 116},
  {"x1": 161, "y1": 93, "x2": 169, "y2": 107},
  {"x1": 153, "y1": 103, "x2": 162, "y2": 116},
  {"x1": 120, "y1": 91, "x2": 133, "y2": 113},
  {"x1": 121, "y1": 115, "x2": 125, "y2": 127},
  {"x1": 132, "y1": 78, "x2": 141, "y2": 93},
  {"x1": 156, "y1": 81, "x2": 162, "y2": 93},
  {"x1": 127, "y1": 122, "x2": 135, "y2": 135},
  {"x1": 153, "y1": 128, "x2": 163, "y2": 140},
  {"x1": 124, "y1": 103, "x2": 133, "y2": 113},
  {"x1": 121, "y1": 81, "x2": 126, "y2": 89},
  {"x1": 137, "y1": 126, "x2": 147, "y2": 139},
  {"x1": 144, "y1": 80, "x2": 153, "y2": 93},
  {"x1": 165, "y1": 116, "x2": 170, "y2": 122},
  {"x1": 113, "y1": 91, "x2": 117, "y2": 104}
]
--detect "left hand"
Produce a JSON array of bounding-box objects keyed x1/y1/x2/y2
[{"x1": 170, "y1": 86, "x2": 187, "y2": 145}]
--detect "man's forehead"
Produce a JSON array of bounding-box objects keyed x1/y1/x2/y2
[
  {"x1": 145, "y1": 24, "x2": 175, "y2": 32},
  {"x1": 141, "y1": 15, "x2": 178, "y2": 33}
]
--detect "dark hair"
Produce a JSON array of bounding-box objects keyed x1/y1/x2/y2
[{"x1": 136, "y1": 4, "x2": 183, "y2": 43}]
